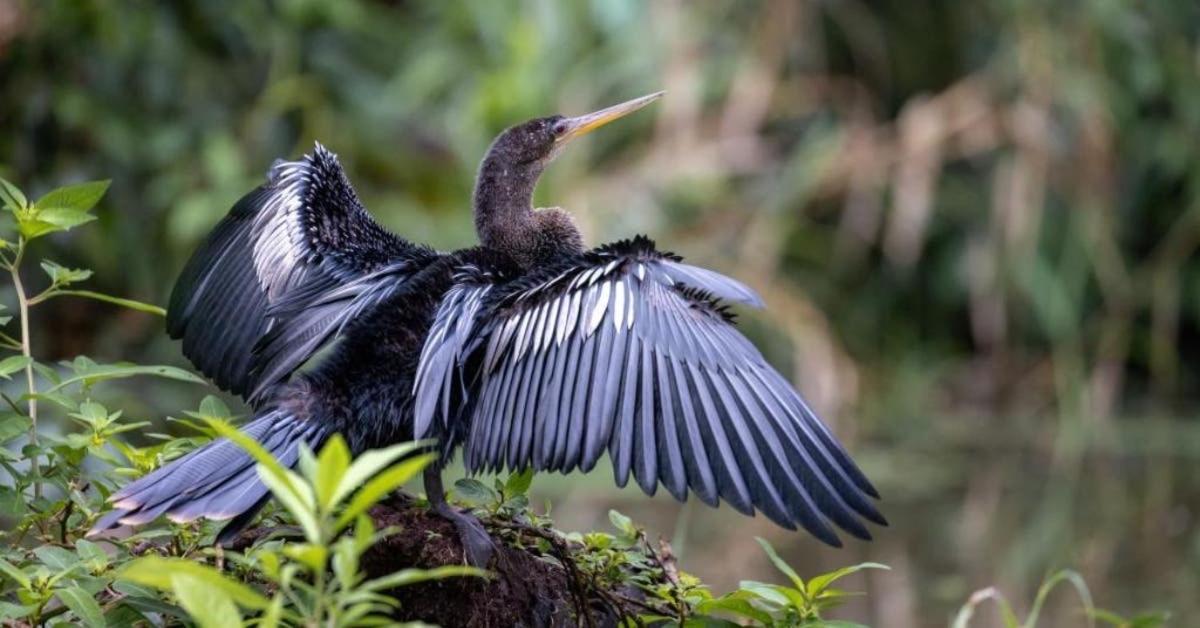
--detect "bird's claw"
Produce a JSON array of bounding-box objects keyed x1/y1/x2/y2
[{"x1": 434, "y1": 502, "x2": 495, "y2": 568}]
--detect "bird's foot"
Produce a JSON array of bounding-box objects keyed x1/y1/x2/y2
[{"x1": 433, "y1": 502, "x2": 495, "y2": 568}]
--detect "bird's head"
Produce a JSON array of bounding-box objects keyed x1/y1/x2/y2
[
  {"x1": 486, "y1": 91, "x2": 664, "y2": 168},
  {"x1": 474, "y1": 92, "x2": 662, "y2": 267}
]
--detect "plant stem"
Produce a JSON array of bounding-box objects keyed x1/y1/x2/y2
[{"x1": 11, "y1": 238, "x2": 40, "y2": 498}]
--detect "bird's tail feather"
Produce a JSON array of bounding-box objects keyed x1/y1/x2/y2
[{"x1": 88, "y1": 410, "x2": 328, "y2": 543}]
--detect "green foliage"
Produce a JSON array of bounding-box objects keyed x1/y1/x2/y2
[
  {"x1": 952, "y1": 569, "x2": 1170, "y2": 628},
  {"x1": 120, "y1": 432, "x2": 484, "y2": 627}
]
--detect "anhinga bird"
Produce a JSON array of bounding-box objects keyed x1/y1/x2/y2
[{"x1": 90, "y1": 93, "x2": 885, "y2": 566}]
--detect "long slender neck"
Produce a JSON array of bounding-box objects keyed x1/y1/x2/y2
[{"x1": 473, "y1": 152, "x2": 541, "y2": 252}]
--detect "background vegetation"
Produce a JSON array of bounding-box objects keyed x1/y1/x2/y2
[{"x1": 1, "y1": 0, "x2": 1197, "y2": 625}]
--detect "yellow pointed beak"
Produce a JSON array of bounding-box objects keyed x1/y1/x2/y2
[{"x1": 554, "y1": 91, "x2": 663, "y2": 147}]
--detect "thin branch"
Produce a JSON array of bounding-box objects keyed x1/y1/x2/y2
[{"x1": 10, "y1": 238, "x2": 40, "y2": 498}]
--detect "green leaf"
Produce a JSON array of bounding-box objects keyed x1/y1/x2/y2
[
  {"x1": 362, "y1": 565, "x2": 487, "y2": 592},
  {"x1": 314, "y1": 435, "x2": 351, "y2": 510},
  {"x1": 0, "y1": 355, "x2": 32, "y2": 379},
  {"x1": 34, "y1": 546, "x2": 79, "y2": 570},
  {"x1": 503, "y1": 468, "x2": 534, "y2": 496},
  {"x1": 74, "y1": 540, "x2": 109, "y2": 568},
  {"x1": 259, "y1": 594, "x2": 285, "y2": 628},
  {"x1": 0, "y1": 558, "x2": 31, "y2": 589},
  {"x1": 256, "y1": 463, "x2": 321, "y2": 542},
  {"x1": 754, "y1": 537, "x2": 805, "y2": 592},
  {"x1": 34, "y1": 180, "x2": 110, "y2": 213},
  {"x1": 0, "y1": 412, "x2": 32, "y2": 443},
  {"x1": 0, "y1": 177, "x2": 26, "y2": 210},
  {"x1": 330, "y1": 440, "x2": 428, "y2": 507},
  {"x1": 43, "y1": 362, "x2": 206, "y2": 392},
  {"x1": 335, "y1": 454, "x2": 435, "y2": 530},
  {"x1": 36, "y1": 208, "x2": 97, "y2": 231},
  {"x1": 951, "y1": 586, "x2": 1020, "y2": 628},
  {"x1": 453, "y1": 478, "x2": 497, "y2": 506},
  {"x1": 119, "y1": 556, "x2": 270, "y2": 610},
  {"x1": 0, "y1": 601, "x2": 36, "y2": 621},
  {"x1": 40, "y1": 260, "x2": 93, "y2": 286},
  {"x1": 197, "y1": 395, "x2": 231, "y2": 420},
  {"x1": 737, "y1": 580, "x2": 793, "y2": 608},
  {"x1": 282, "y1": 543, "x2": 328, "y2": 573},
  {"x1": 697, "y1": 594, "x2": 775, "y2": 624},
  {"x1": 52, "y1": 290, "x2": 166, "y2": 316},
  {"x1": 170, "y1": 573, "x2": 243, "y2": 628},
  {"x1": 204, "y1": 418, "x2": 318, "y2": 541},
  {"x1": 112, "y1": 580, "x2": 185, "y2": 617},
  {"x1": 17, "y1": 218, "x2": 63, "y2": 239},
  {"x1": 1025, "y1": 569, "x2": 1094, "y2": 628},
  {"x1": 55, "y1": 586, "x2": 106, "y2": 628},
  {"x1": 0, "y1": 487, "x2": 27, "y2": 517},
  {"x1": 608, "y1": 509, "x2": 636, "y2": 538},
  {"x1": 805, "y1": 562, "x2": 889, "y2": 599}
]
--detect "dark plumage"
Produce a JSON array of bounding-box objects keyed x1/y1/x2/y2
[{"x1": 90, "y1": 93, "x2": 885, "y2": 563}]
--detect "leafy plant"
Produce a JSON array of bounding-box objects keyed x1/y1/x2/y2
[
  {"x1": 952, "y1": 569, "x2": 1170, "y2": 628},
  {"x1": 119, "y1": 425, "x2": 486, "y2": 627}
]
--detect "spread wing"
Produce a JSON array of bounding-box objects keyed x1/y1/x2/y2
[
  {"x1": 167, "y1": 143, "x2": 438, "y2": 403},
  {"x1": 414, "y1": 237, "x2": 884, "y2": 546}
]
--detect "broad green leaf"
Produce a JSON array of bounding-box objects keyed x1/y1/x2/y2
[
  {"x1": 170, "y1": 573, "x2": 242, "y2": 628},
  {"x1": 40, "y1": 260, "x2": 93, "y2": 286},
  {"x1": 28, "y1": 391, "x2": 79, "y2": 411},
  {"x1": 72, "y1": 401, "x2": 109, "y2": 426},
  {"x1": 335, "y1": 454, "x2": 435, "y2": 530},
  {"x1": 504, "y1": 468, "x2": 534, "y2": 496},
  {"x1": 330, "y1": 440, "x2": 428, "y2": 507},
  {"x1": 34, "y1": 546, "x2": 79, "y2": 570},
  {"x1": 55, "y1": 586, "x2": 106, "y2": 628},
  {"x1": 362, "y1": 565, "x2": 487, "y2": 592},
  {"x1": 44, "y1": 362, "x2": 206, "y2": 392},
  {"x1": 0, "y1": 355, "x2": 31, "y2": 379},
  {"x1": 36, "y1": 207, "x2": 97, "y2": 231},
  {"x1": 17, "y1": 218, "x2": 62, "y2": 239},
  {"x1": 112, "y1": 580, "x2": 185, "y2": 617},
  {"x1": 0, "y1": 558, "x2": 31, "y2": 589},
  {"x1": 608, "y1": 509, "x2": 636, "y2": 538},
  {"x1": 74, "y1": 539, "x2": 109, "y2": 568},
  {"x1": 197, "y1": 395, "x2": 231, "y2": 420},
  {"x1": 453, "y1": 478, "x2": 497, "y2": 505},
  {"x1": 805, "y1": 562, "x2": 889, "y2": 599},
  {"x1": 52, "y1": 290, "x2": 166, "y2": 316},
  {"x1": 282, "y1": 543, "x2": 328, "y2": 573},
  {"x1": 0, "y1": 601, "x2": 36, "y2": 621},
  {"x1": 696, "y1": 594, "x2": 774, "y2": 624},
  {"x1": 0, "y1": 177, "x2": 26, "y2": 210},
  {"x1": 256, "y1": 463, "x2": 321, "y2": 542},
  {"x1": 0, "y1": 412, "x2": 32, "y2": 443},
  {"x1": 119, "y1": 556, "x2": 270, "y2": 610},
  {"x1": 314, "y1": 435, "x2": 351, "y2": 509},
  {"x1": 34, "y1": 180, "x2": 110, "y2": 213},
  {"x1": 0, "y1": 486, "x2": 27, "y2": 517},
  {"x1": 259, "y1": 594, "x2": 285, "y2": 628},
  {"x1": 737, "y1": 580, "x2": 792, "y2": 607},
  {"x1": 754, "y1": 537, "x2": 805, "y2": 592}
]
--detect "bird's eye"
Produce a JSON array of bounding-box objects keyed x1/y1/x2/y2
[{"x1": 551, "y1": 120, "x2": 568, "y2": 135}]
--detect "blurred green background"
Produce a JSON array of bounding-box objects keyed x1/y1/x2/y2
[{"x1": 2, "y1": 0, "x2": 1198, "y2": 625}]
